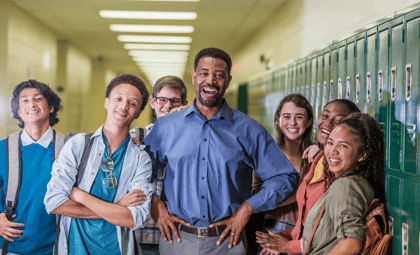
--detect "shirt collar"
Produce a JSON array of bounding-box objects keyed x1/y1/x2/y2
[
  {"x1": 21, "y1": 126, "x2": 53, "y2": 148},
  {"x1": 183, "y1": 99, "x2": 234, "y2": 125}
]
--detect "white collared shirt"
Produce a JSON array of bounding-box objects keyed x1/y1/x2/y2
[{"x1": 21, "y1": 126, "x2": 53, "y2": 148}]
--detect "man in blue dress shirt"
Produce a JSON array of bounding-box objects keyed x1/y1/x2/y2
[{"x1": 143, "y1": 48, "x2": 299, "y2": 255}]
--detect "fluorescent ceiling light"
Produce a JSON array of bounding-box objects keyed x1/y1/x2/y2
[
  {"x1": 100, "y1": 10, "x2": 197, "y2": 20},
  {"x1": 118, "y1": 35, "x2": 192, "y2": 43},
  {"x1": 137, "y1": 62, "x2": 186, "y2": 67},
  {"x1": 110, "y1": 25, "x2": 194, "y2": 33},
  {"x1": 124, "y1": 44, "x2": 190, "y2": 50},
  {"x1": 133, "y1": 56, "x2": 188, "y2": 63},
  {"x1": 128, "y1": 50, "x2": 189, "y2": 57},
  {"x1": 134, "y1": 0, "x2": 199, "y2": 2}
]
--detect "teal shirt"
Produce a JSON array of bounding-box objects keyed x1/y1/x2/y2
[
  {"x1": 68, "y1": 134, "x2": 130, "y2": 255},
  {"x1": 0, "y1": 139, "x2": 56, "y2": 255}
]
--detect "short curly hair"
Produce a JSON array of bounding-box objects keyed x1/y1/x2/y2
[
  {"x1": 194, "y1": 47, "x2": 232, "y2": 76},
  {"x1": 323, "y1": 113, "x2": 385, "y2": 202},
  {"x1": 106, "y1": 74, "x2": 149, "y2": 111},
  {"x1": 10, "y1": 80, "x2": 61, "y2": 128}
]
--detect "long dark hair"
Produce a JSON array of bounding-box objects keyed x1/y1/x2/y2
[
  {"x1": 274, "y1": 93, "x2": 313, "y2": 181},
  {"x1": 323, "y1": 113, "x2": 385, "y2": 202}
]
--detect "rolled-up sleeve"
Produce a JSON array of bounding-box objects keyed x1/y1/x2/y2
[
  {"x1": 127, "y1": 148, "x2": 153, "y2": 230},
  {"x1": 246, "y1": 126, "x2": 299, "y2": 213},
  {"x1": 328, "y1": 178, "x2": 370, "y2": 241},
  {"x1": 44, "y1": 134, "x2": 84, "y2": 214}
]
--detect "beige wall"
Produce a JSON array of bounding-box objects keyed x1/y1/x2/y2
[{"x1": 231, "y1": 0, "x2": 420, "y2": 85}]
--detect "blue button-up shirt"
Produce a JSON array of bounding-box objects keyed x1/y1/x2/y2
[{"x1": 143, "y1": 100, "x2": 299, "y2": 227}]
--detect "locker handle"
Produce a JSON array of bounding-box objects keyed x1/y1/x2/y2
[
  {"x1": 356, "y1": 74, "x2": 360, "y2": 103},
  {"x1": 388, "y1": 216, "x2": 393, "y2": 236},
  {"x1": 366, "y1": 72, "x2": 371, "y2": 103},
  {"x1": 402, "y1": 222, "x2": 408, "y2": 255},
  {"x1": 346, "y1": 76, "x2": 351, "y2": 100},
  {"x1": 323, "y1": 81, "x2": 327, "y2": 104},
  {"x1": 330, "y1": 80, "x2": 334, "y2": 101},
  {"x1": 338, "y1": 78, "x2": 343, "y2": 99},
  {"x1": 406, "y1": 64, "x2": 412, "y2": 100},
  {"x1": 406, "y1": 124, "x2": 416, "y2": 143},
  {"x1": 391, "y1": 67, "x2": 396, "y2": 102},
  {"x1": 378, "y1": 70, "x2": 383, "y2": 102}
]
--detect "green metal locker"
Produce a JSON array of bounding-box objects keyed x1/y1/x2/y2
[
  {"x1": 402, "y1": 10, "x2": 419, "y2": 255},
  {"x1": 322, "y1": 48, "x2": 331, "y2": 110},
  {"x1": 297, "y1": 60, "x2": 305, "y2": 94},
  {"x1": 366, "y1": 27, "x2": 378, "y2": 119},
  {"x1": 330, "y1": 45, "x2": 339, "y2": 101},
  {"x1": 337, "y1": 40, "x2": 347, "y2": 99},
  {"x1": 305, "y1": 58, "x2": 312, "y2": 100},
  {"x1": 310, "y1": 54, "x2": 318, "y2": 140},
  {"x1": 316, "y1": 52, "x2": 324, "y2": 123},
  {"x1": 346, "y1": 36, "x2": 356, "y2": 102},
  {"x1": 355, "y1": 31, "x2": 367, "y2": 113},
  {"x1": 291, "y1": 63, "x2": 298, "y2": 93},
  {"x1": 237, "y1": 83, "x2": 248, "y2": 115}
]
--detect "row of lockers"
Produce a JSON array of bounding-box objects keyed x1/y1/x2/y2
[{"x1": 245, "y1": 7, "x2": 420, "y2": 255}]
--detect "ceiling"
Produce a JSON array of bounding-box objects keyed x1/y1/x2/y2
[{"x1": 12, "y1": 0, "x2": 286, "y2": 86}]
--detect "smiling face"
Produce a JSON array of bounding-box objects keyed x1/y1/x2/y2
[
  {"x1": 192, "y1": 57, "x2": 232, "y2": 108},
  {"x1": 149, "y1": 86, "x2": 187, "y2": 117},
  {"x1": 317, "y1": 102, "x2": 350, "y2": 146},
  {"x1": 276, "y1": 102, "x2": 311, "y2": 142},
  {"x1": 17, "y1": 88, "x2": 53, "y2": 127},
  {"x1": 324, "y1": 125, "x2": 365, "y2": 178},
  {"x1": 104, "y1": 83, "x2": 143, "y2": 128}
]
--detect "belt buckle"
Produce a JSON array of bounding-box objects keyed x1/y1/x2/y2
[{"x1": 197, "y1": 227, "x2": 209, "y2": 238}]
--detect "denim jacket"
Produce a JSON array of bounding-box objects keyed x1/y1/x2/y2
[{"x1": 44, "y1": 126, "x2": 153, "y2": 255}]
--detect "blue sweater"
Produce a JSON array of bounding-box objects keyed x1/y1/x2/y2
[{"x1": 0, "y1": 138, "x2": 56, "y2": 255}]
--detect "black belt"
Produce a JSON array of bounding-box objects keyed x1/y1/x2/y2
[{"x1": 175, "y1": 223, "x2": 226, "y2": 237}]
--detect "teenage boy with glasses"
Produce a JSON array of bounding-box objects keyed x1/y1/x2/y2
[
  {"x1": 0, "y1": 80, "x2": 61, "y2": 254},
  {"x1": 131, "y1": 76, "x2": 188, "y2": 255},
  {"x1": 44, "y1": 74, "x2": 153, "y2": 255}
]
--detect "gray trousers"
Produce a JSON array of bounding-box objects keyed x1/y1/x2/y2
[{"x1": 159, "y1": 230, "x2": 247, "y2": 255}]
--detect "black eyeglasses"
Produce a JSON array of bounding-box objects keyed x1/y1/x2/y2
[
  {"x1": 100, "y1": 158, "x2": 118, "y2": 189},
  {"x1": 154, "y1": 97, "x2": 183, "y2": 107}
]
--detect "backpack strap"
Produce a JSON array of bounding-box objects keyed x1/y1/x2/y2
[
  {"x1": 53, "y1": 131, "x2": 65, "y2": 161},
  {"x1": 134, "y1": 127, "x2": 146, "y2": 143},
  {"x1": 304, "y1": 204, "x2": 326, "y2": 255},
  {"x1": 54, "y1": 132, "x2": 94, "y2": 255}
]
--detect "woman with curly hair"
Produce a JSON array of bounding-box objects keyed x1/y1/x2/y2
[
  {"x1": 301, "y1": 113, "x2": 384, "y2": 254},
  {"x1": 256, "y1": 99, "x2": 360, "y2": 255}
]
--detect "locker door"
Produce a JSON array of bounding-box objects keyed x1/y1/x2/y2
[
  {"x1": 322, "y1": 49, "x2": 331, "y2": 109},
  {"x1": 287, "y1": 64, "x2": 292, "y2": 95},
  {"x1": 390, "y1": 17, "x2": 405, "y2": 255},
  {"x1": 237, "y1": 83, "x2": 248, "y2": 115},
  {"x1": 316, "y1": 53, "x2": 323, "y2": 126},
  {"x1": 305, "y1": 58, "x2": 311, "y2": 100},
  {"x1": 292, "y1": 63, "x2": 297, "y2": 93},
  {"x1": 346, "y1": 37, "x2": 356, "y2": 102},
  {"x1": 366, "y1": 27, "x2": 378, "y2": 119},
  {"x1": 403, "y1": 11, "x2": 420, "y2": 255},
  {"x1": 356, "y1": 32, "x2": 367, "y2": 113},
  {"x1": 311, "y1": 55, "x2": 318, "y2": 140},
  {"x1": 330, "y1": 46, "x2": 338, "y2": 101},
  {"x1": 337, "y1": 41, "x2": 347, "y2": 99},
  {"x1": 298, "y1": 61, "x2": 305, "y2": 94},
  {"x1": 280, "y1": 68, "x2": 286, "y2": 100}
]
